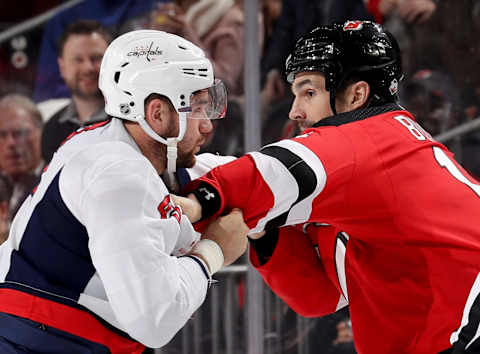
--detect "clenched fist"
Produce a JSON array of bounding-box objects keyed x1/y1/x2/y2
[
  {"x1": 203, "y1": 209, "x2": 249, "y2": 266},
  {"x1": 171, "y1": 194, "x2": 202, "y2": 223}
]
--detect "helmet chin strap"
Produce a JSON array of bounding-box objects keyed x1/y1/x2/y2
[
  {"x1": 166, "y1": 138, "x2": 178, "y2": 173},
  {"x1": 136, "y1": 112, "x2": 187, "y2": 173}
]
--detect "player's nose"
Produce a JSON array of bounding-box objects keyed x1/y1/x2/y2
[{"x1": 289, "y1": 99, "x2": 305, "y2": 121}]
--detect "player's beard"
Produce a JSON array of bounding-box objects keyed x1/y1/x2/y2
[{"x1": 176, "y1": 146, "x2": 196, "y2": 168}]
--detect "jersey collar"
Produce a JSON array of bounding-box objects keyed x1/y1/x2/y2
[{"x1": 312, "y1": 103, "x2": 406, "y2": 128}]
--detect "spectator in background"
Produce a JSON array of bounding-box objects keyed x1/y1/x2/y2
[
  {"x1": 33, "y1": 0, "x2": 160, "y2": 103},
  {"x1": 40, "y1": 20, "x2": 111, "y2": 164},
  {"x1": 261, "y1": 0, "x2": 373, "y2": 85},
  {"x1": 0, "y1": 94, "x2": 43, "y2": 219},
  {"x1": 365, "y1": 0, "x2": 437, "y2": 24},
  {"x1": 149, "y1": 0, "x2": 262, "y2": 98},
  {"x1": 261, "y1": 0, "x2": 282, "y2": 44},
  {"x1": 0, "y1": 173, "x2": 12, "y2": 245},
  {"x1": 365, "y1": 0, "x2": 438, "y2": 76},
  {"x1": 401, "y1": 69, "x2": 458, "y2": 136}
]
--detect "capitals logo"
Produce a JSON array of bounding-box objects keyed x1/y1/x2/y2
[
  {"x1": 127, "y1": 42, "x2": 163, "y2": 62},
  {"x1": 158, "y1": 195, "x2": 181, "y2": 223}
]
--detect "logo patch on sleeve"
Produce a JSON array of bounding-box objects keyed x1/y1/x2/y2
[{"x1": 158, "y1": 195, "x2": 182, "y2": 223}]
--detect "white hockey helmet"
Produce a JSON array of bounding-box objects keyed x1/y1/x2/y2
[{"x1": 99, "y1": 30, "x2": 226, "y2": 171}]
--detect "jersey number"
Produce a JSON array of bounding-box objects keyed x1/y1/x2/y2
[{"x1": 395, "y1": 115, "x2": 480, "y2": 198}]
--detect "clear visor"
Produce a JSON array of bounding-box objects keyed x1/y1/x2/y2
[{"x1": 179, "y1": 79, "x2": 227, "y2": 120}]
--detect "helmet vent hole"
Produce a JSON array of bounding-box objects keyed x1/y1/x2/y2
[
  {"x1": 123, "y1": 91, "x2": 132, "y2": 96},
  {"x1": 182, "y1": 68, "x2": 196, "y2": 76},
  {"x1": 121, "y1": 62, "x2": 129, "y2": 67},
  {"x1": 114, "y1": 72, "x2": 121, "y2": 83},
  {"x1": 178, "y1": 45, "x2": 187, "y2": 50},
  {"x1": 198, "y1": 68, "x2": 208, "y2": 72}
]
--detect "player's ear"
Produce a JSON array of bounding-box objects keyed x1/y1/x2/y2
[
  {"x1": 145, "y1": 98, "x2": 163, "y2": 123},
  {"x1": 349, "y1": 81, "x2": 370, "y2": 110},
  {"x1": 145, "y1": 97, "x2": 171, "y2": 134}
]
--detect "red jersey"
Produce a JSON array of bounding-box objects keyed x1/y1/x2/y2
[{"x1": 188, "y1": 104, "x2": 480, "y2": 353}]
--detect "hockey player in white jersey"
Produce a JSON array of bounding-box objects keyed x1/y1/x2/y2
[{"x1": 0, "y1": 30, "x2": 248, "y2": 353}]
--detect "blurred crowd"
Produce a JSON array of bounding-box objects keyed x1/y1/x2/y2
[{"x1": 0, "y1": 0, "x2": 479, "y2": 353}]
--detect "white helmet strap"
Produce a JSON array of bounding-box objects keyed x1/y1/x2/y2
[
  {"x1": 136, "y1": 111, "x2": 188, "y2": 173},
  {"x1": 137, "y1": 114, "x2": 168, "y2": 145},
  {"x1": 166, "y1": 138, "x2": 178, "y2": 173}
]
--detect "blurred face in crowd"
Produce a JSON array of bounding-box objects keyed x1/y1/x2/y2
[
  {"x1": 0, "y1": 107, "x2": 42, "y2": 181},
  {"x1": 58, "y1": 32, "x2": 108, "y2": 99},
  {"x1": 264, "y1": 0, "x2": 283, "y2": 21}
]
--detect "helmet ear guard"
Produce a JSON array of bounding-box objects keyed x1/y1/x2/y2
[{"x1": 285, "y1": 21, "x2": 403, "y2": 114}]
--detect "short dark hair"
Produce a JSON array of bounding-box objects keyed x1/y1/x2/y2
[
  {"x1": 57, "y1": 19, "x2": 112, "y2": 57},
  {"x1": 144, "y1": 93, "x2": 176, "y2": 113}
]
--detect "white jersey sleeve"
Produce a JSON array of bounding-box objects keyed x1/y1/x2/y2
[
  {"x1": 59, "y1": 141, "x2": 207, "y2": 347},
  {"x1": 187, "y1": 152, "x2": 236, "y2": 180}
]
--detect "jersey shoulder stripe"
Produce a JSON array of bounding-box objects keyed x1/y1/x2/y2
[
  {"x1": 247, "y1": 139, "x2": 327, "y2": 232},
  {"x1": 260, "y1": 145, "x2": 317, "y2": 229}
]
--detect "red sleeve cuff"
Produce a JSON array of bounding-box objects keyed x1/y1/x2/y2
[{"x1": 183, "y1": 176, "x2": 226, "y2": 233}]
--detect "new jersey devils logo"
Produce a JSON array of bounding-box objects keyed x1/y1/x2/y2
[{"x1": 343, "y1": 21, "x2": 363, "y2": 31}]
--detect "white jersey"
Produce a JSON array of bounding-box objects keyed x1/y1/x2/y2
[{"x1": 0, "y1": 118, "x2": 228, "y2": 348}]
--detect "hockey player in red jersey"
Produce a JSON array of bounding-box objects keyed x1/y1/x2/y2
[{"x1": 176, "y1": 21, "x2": 480, "y2": 353}]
